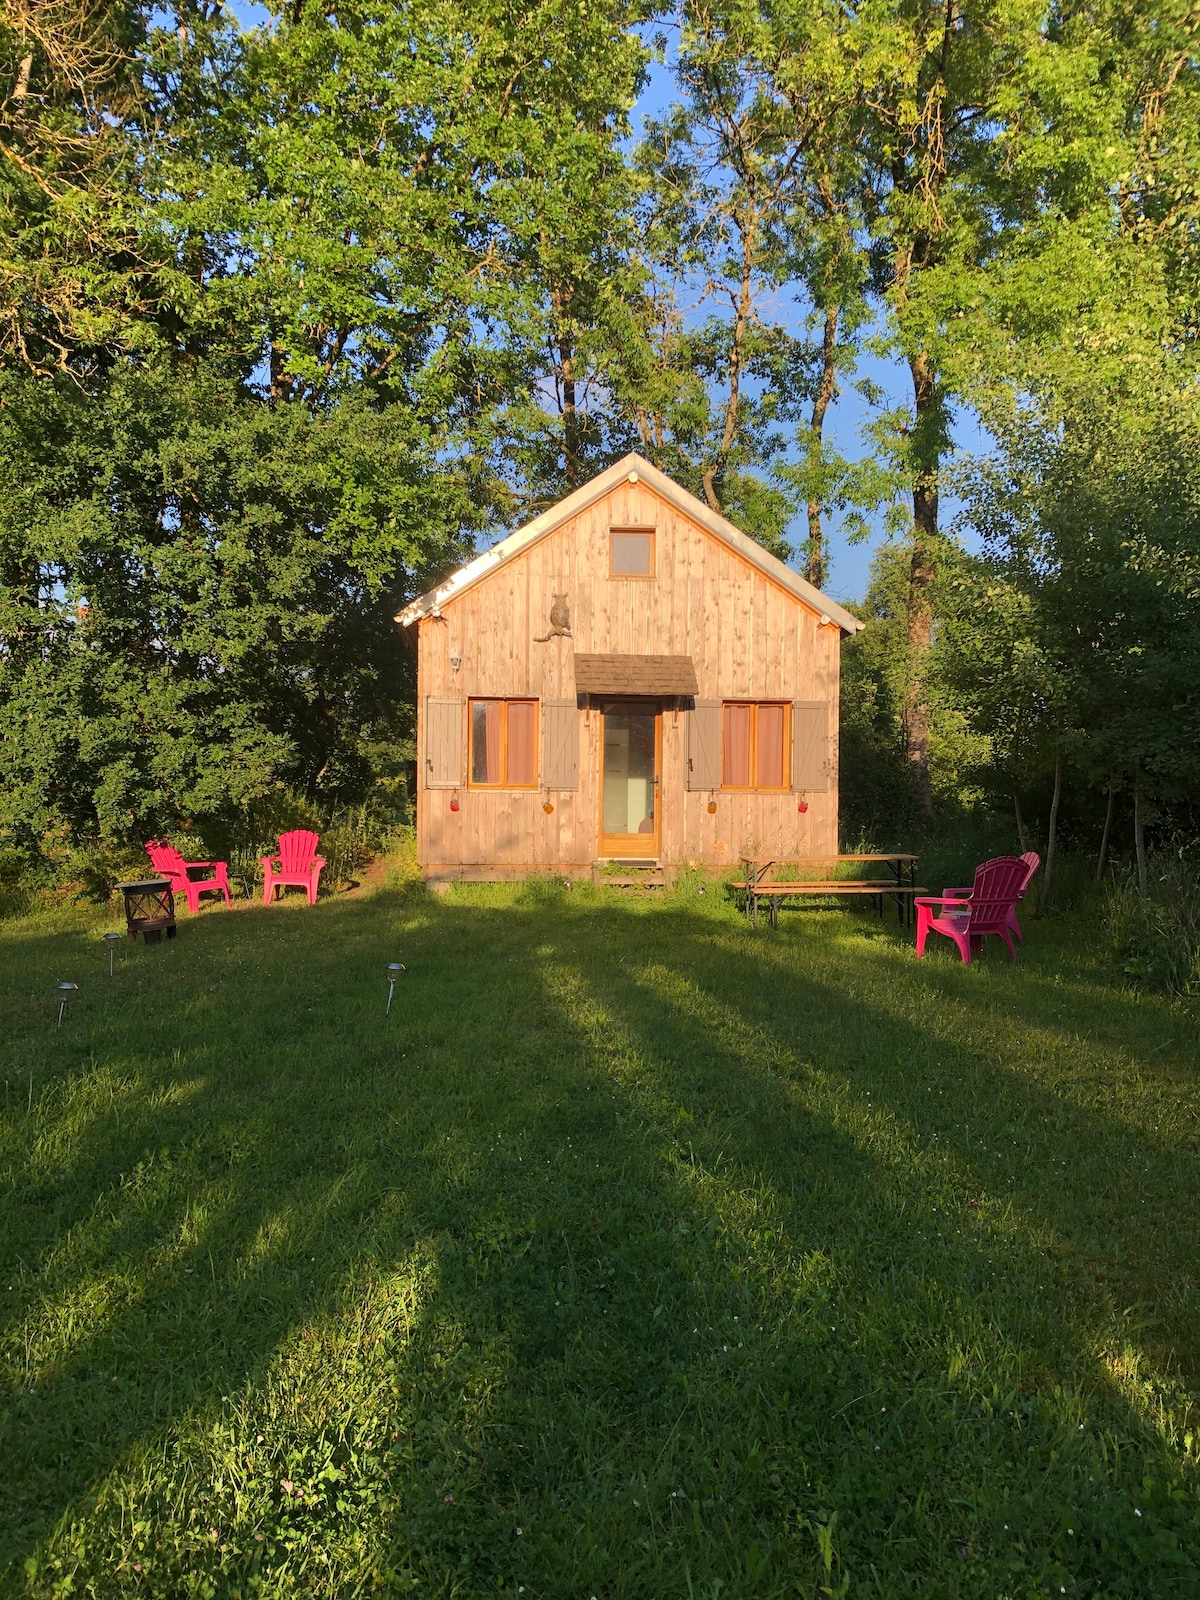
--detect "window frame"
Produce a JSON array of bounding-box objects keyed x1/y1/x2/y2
[
  {"x1": 608, "y1": 526, "x2": 656, "y2": 580},
  {"x1": 467, "y1": 697, "x2": 539, "y2": 790},
  {"x1": 721, "y1": 700, "x2": 792, "y2": 792}
]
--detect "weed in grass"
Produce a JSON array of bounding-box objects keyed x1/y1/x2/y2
[{"x1": 1, "y1": 876, "x2": 1198, "y2": 1596}]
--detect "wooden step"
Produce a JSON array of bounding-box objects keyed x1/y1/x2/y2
[{"x1": 594, "y1": 860, "x2": 666, "y2": 889}]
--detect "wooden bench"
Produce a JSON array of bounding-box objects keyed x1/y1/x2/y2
[{"x1": 732, "y1": 878, "x2": 927, "y2": 929}]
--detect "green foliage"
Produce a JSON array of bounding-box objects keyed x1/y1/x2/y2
[
  {"x1": 0, "y1": 360, "x2": 477, "y2": 847},
  {"x1": 1106, "y1": 850, "x2": 1200, "y2": 998},
  {"x1": 839, "y1": 546, "x2": 990, "y2": 841}
]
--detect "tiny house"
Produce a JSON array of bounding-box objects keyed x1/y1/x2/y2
[{"x1": 396, "y1": 454, "x2": 863, "y2": 880}]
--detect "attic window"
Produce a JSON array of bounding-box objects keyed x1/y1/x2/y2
[{"x1": 610, "y1": 528, "x2": 655, "y2": 578}]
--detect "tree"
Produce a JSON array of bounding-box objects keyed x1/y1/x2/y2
[
  {"x1": 0, "y1": 0, "x2": 150, "y2": 371},
  {"x1": 0, "y1": 0, "x2": 653, "y2": 858}
]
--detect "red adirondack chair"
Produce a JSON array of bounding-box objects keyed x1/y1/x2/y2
[
  {"x1": 261, "y1": 829, "x2": 325, "y2": 906},
  {"x1": 144, "y1": 839, "x2": 232, "y2": 913},
  {"x1": 944, "y1": 851, "x2": 1041, "y2": 941},
  {"x1": 915, "y1": 856, "x2": 1029, "y2": 963}
]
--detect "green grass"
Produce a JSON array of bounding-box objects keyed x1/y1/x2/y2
[{"x1": 2, "y1": 869, "x2": 1199, "y2": 1597}]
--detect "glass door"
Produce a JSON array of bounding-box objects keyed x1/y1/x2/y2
[{"x1": 599, "y1": 702, "x2": 661, "y2": 859}]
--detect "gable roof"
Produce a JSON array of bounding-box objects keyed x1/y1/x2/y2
[{"x1": 394, "y1": 452, "x2": 864, "y2": 634}]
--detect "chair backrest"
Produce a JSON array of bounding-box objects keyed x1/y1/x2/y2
[
  {"x1": 277, "y1": 829, "x2": 319, "y2": 871},
  {"x1": 145, "y1": 839, "x2": 185, "y2": 875},
  {"x1": 1017, "y1": 851, "x2": 1041, "y2": 897},
  {"x1": 966, "y1": 856, "x2": 1030, "y2": 932}
]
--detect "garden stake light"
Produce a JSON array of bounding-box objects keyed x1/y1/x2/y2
[
  {"x1": 103, "y1": 932, "x2": 122, "y2": 976},
  {"x1": 386, "y1": 962, "x2": 405, "y2": 1016},
  {"x1": 56, "y1": 981, "x2": 78, "y2": 1025}
]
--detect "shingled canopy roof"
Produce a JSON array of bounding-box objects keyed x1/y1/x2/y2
[{"x1": 573, "y1": 654, "x2": 699, "y2": 697}]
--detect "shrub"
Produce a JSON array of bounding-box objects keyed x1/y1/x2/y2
[{"x1": 1104, "y1": 849, "x2": 1200, "y2": 997}]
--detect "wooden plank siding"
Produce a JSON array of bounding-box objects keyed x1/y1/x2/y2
[{"x1": 415, "y1": 479, "x2": 842, "y2": 875}]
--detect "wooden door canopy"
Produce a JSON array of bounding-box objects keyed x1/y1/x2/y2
[{"x1": 574, "y1": 654, "x2": 698, "y2": 696}]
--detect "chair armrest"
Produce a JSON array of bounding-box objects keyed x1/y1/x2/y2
[
  {"x1": 312, "y1": 856, "x2": 327, "y2": 868},
  {"x1": 915, "y1": 895, "x2": 972, "y2": 909},
  {"x1": 260, "y1": 854, "x2": 281, "y2": 869}
]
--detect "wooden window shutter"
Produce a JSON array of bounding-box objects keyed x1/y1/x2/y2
[
  {"x1": 542, "y1": 700, "x2": 579, "y2": 790},
  {"x1": 687, "y1": 701, "x2": 721, "y2": 790},
  {"x1": 792, "y1": 701, "x2": 830, "y2": 792},
  {"x1": 424, "y1": 697, "x2": 463, "y2": 789}
]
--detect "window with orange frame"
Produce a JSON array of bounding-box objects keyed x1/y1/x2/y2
[
  {"x1": 721, "y1": 702, "x2": 790, "y2": 790},
  {"x1": 469, "y1": 699, "x2": 538, "y2": 788}
]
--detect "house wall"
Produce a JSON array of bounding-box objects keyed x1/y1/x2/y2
[{"x1": 414, "y1": 478, "x2": 842, "y2": 876}]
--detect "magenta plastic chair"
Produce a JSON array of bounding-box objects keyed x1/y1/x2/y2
[
  {"x1": 145, "y1": 839, "x2": 232, "y2": 913},
  {"x1": 261, "y1": 829, "x2": 326, "y2": 906},
  {"x1": 916, "y1": 856, "x2": 1029, "y2": 963},
  {"x1": 945, "y1": 851, "x2": 1040, "y2": 941}
]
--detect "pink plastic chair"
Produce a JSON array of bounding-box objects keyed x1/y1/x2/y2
[
  {"x1": 145, "y1": 839, "x2": 232, "y2": 913},
  {"x1": 261, "y1": 829, "x2": 325, "y2": 906},
  {"x1": 945, "y1": 851, "x2": 1040, "y2": 941},
  {"x1": 916, "y1": 856, "x2": 1029, "y2": 963}
]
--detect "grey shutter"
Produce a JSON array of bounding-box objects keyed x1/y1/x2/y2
[
  {"x1": 542, "y1": 700, "x2": 579, "y2": 790},
  {"x1": 792, "y1": 701, "x2": 830, "y2": 792},
  {"x1": 687, "y1": 701, "x2": 721, "y2": 790},
  {"x1": 424, "y1": 697, "x2": 463, "y2": 789}
]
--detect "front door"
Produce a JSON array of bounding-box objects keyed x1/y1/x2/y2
[{"x1": 599, "y1": 701, "x2": 661, "y2": 859}]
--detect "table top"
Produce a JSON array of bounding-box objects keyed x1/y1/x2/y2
[
  {"x1": 740, "y1": 853, "x2": 918, "y2": 866},
  {"x1": 115, "y1": 878, "x2": 172, "y2": 891}
]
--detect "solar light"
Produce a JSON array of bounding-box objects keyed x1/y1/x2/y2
[
  {"x1": 385, "y1": 962, "x2": 405, "y2": 1016},
  {"x1": 56, "y1": 981, "x2": 78, "y2": 1026},
  {"x1": 102, "y1": 932, "x2": 122, "y2": 976}
]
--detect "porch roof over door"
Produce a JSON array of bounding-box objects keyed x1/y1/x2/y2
[{"x1": 573, "y1": 653, "x2": 699, "y2": 697}]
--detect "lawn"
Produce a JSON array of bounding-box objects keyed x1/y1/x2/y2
[{"x1": 2, "y1": 868, "x2": 1199, "y2": 1597}]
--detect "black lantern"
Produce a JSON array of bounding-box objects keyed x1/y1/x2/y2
[{"x1": 114, "y1": 879, "x2": 177, "y2": 944}]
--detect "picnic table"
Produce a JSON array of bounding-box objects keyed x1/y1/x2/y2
[{"x1": 737, "y1": 854, "x2": 923, "y2": 930}]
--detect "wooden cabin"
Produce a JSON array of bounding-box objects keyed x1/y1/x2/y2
[{"x1": 396, "y1": 454, "x2": 863, "y2": 881}]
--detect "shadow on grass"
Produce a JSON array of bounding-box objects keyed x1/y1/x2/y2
[{"x1": 1, "y1": 887, "x2": 1197, "y2": 1595}]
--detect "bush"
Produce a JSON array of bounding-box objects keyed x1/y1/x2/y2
[
  {"x1": 201, "y1": 784, "x2": 412, "y2": 896},
  {"x1": 1104, "y1": 849, "x2": 1200, "y2": 997}
]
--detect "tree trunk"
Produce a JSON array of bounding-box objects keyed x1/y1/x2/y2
[
  {"x1": 268, "y1": 341, "x2": 292, "y2": 404},
  {"x1": 1013, "y1": 790, "x2": 1028, "y2": 853},
  {"x1": 703, "y1": 213, "x2": 759, "y2": 514},
  {"x1": 1134, "y1": 781, "x2": 1148, "y2": 897},
  {"x1": 903, "y1": 350, "x2": 939, "y2": 818},
  {"x1": 1043, "y1": 742, "x2": 1063, "y2": 908},
  {"x1": 560, "y1": 337, "x2": 579, "y2": 489},
  {"x1": 804, "y1": 302, "x2": 839, "y2": 589},
  {"x1": 1096, "y1": 785, "x2": 1114, "y2": 881},
  {"x1": 550, "y1": 281, "x2": 581, "y2": 489}
]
